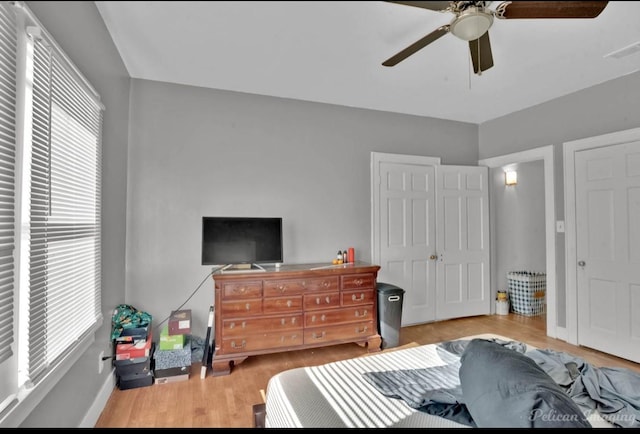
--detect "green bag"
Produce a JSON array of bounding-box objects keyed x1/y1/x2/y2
[{"x1": 111, "y1": 304, "x2": 152, "y2": 340}]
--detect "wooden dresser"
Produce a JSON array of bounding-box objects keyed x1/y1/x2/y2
[{"x1": 211, "y1": 262, "x2": 382, "y2": 376}]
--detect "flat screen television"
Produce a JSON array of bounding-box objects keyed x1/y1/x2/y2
[{"x1": 201, "y1": 216, "x2": 283, "y2": 267}]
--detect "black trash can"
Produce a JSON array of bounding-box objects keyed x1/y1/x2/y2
[{"x1": 376, "y1": 282, "x2": 405, "y2": 349}]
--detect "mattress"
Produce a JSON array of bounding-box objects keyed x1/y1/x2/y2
[{"x1": 263, "y1": 333, "x2": 616, "y2": 428}]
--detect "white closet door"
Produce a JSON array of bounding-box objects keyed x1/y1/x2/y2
[{"x1": 435, "y1": 165, "x2": 491, "y2": 320}]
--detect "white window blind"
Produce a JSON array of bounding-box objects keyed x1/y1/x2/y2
[
  {"x1": 0, "y1": 0, "x2": 18, "y2": 409},
  {"x1": 28, "y1": 36, "x2": 102, "y2": 381}
]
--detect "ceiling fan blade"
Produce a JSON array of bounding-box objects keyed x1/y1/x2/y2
[
  {"x1": 383, "y1": 25, "x2": 449, "y2": 67},
  {"x1": 495, "y1": 1, "x2": 608, "y2": 20},
  {"x1": 469, "y1": 31, "x2": 493, "y2": 74},
  {"x1": 384, "y1": 1, "x2": 452, "y2": 12}
]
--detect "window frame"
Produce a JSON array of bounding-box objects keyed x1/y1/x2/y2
[{"x1": 0, "y1": 1, "x2": 104, "y2": 426}]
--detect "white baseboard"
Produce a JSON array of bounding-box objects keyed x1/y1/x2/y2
[{"x1": 80, "y1": 369, "x2": 116, "y2": 428}]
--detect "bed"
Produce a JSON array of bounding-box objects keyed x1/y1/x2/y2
[{"x1": 263, "y1": 334, "x2": 638, "y2": 428}]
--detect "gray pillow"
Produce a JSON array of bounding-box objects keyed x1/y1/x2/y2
[{"x1": 459, "y1": 338, "x2": 591, "y2": 428}]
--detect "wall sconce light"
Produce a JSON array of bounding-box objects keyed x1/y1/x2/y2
[{"x1": 505, "y1": 170, "x2": 517, "y2": 186}]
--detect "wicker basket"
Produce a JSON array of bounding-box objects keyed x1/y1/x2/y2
[{"x1": 507, "y1": 271, "x2": 546, "y2": 316}]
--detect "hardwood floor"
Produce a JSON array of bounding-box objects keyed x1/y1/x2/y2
[{"x1": 94, "y1": 313, "x2": 640, "y2": 428}]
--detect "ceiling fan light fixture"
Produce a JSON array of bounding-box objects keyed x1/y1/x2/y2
[{"x1": 450, "y1": 7, "x2": 494, "y2": 41}]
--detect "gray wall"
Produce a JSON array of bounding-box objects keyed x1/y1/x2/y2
[
  {"x1": 490, "y1": 161, "x2": 546, "y2": 295},
  {"x1": 479, "y1": 71, "x2": 640, "y2": 327},
  {"x1": 21, "y1": 1, "x2": 130, "y2": 428},
  {"x1": 126, "y1": 79, "x2": 479, "y2": 338}
]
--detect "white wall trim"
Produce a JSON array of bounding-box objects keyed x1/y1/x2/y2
[
  {"x1": 80, "y1": 370, "x2": 115, "y2": 428},
  {"x1": 479, "y1": 145, "x2": 557, "y2": 338},
  {"x1": 563, "y1": 126, "x2": 640, "y2": 345}
]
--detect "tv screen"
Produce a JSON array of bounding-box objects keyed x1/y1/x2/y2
[{"x1": 201, "y1": 217, "x2": 283, "y2": 266}]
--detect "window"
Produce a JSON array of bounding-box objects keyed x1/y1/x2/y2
[{"x1": 0, "y1": 1, "x2": 104, "y2": 425}]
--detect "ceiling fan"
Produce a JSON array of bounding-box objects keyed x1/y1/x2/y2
[{"x1": 382, "y1": 1, "x2": 609, "y2": 74}]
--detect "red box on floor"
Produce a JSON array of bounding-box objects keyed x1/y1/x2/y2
[
  {"x1": 168, "y1": 309, "x2": 191, "y2": 335},
  {"x1": 116, "y1": 332, "x2": 153, "y2": 360}
]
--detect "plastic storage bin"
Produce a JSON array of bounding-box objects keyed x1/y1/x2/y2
[
  {"x1": 376, "y1": 282, "x2": 405, "y2": 349},
  {"x1": 507, "y1": 271, "x2": 546, "y2": 316}
]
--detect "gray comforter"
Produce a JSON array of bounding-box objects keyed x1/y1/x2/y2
[
  {"x1": 527, "y1": 348, "x2": 640, "y2": 428},
  {"x1": 363, "y1": 338, "x2": 527, "y2": 427},
  {"x1": 364, "y1": 339, "x2": 640, "y2": 428}
]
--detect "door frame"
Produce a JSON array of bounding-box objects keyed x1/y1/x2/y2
[
  {"x1": 563, "y1": 126, "x2": 640, "y2": 345},
  {"x1": 478, "y1": 145, "x2": 557, "y2": 339},
  {"x1": 371, "y1": 152, "x2": 441, "y2": 266}
]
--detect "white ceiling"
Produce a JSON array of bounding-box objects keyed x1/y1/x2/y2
[{"x1": 95, "y1": 1, "x2": 640, "y2": 124}]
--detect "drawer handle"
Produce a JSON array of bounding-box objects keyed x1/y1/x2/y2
[
  {"x1": 286, "y1": 300, "x2": 292, "y2": 308},
  {"x1": 354, "y1": 279, "x2": 363, "y2": 286},
  {"x1": 229, "y1": 321, "x2": 247, "y2": 329},
  {"x1": 281, "y1": 318, "x2": 286, "y2": 325},
  {"x1": 234, "y1": 287, "x2": 247, "y2": 294},
  {"x1": 325, "y1": 296, "x2": 330, "y2": 304},
  {"x1": 245, "y1": 303, "x2": 251, "y2": 310},
  {"x1": 312, "y1": 331, "x2": 326, "y2": 340},
  {"x1": 355, "y1": 309, "x2": 368, "y2": 317},
  {"x1": 277, "y1": 284, "x2": 287, "y2": 292},
  {"x1": 352, "y1": 293, "x2": 365, "y2": 302},
  {"x1": 231, "y1": 340, "x2": 246, "y2": 349},
  {"x1": 322, "y1": 281, "x2": 330, "y2": 288},
  {"x1": 355, "y1": 326, "x2": 368, "y2": 334}
]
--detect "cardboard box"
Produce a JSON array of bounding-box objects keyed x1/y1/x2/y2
[
  {"x1": 115, "y1": 325, "x2": 150, "y2": 343},
  {"x1": 159, "y1": 325, "x2": 185, "y2": 350},
  {"x1": 117, "y1": 371, "x2": 153, "y2": 390},
  {"x1": 155, "y1": 373, "x2": 189, "y2": 385},
  {"x1": 168, "y1": 309, "x2": 191, "y2": 335},
  {"x1": 114, "y1": 356, "x2": 151, "y2": 377},
  {"x1": 153, "y1": 340, "x2": 191, "y2": 370},
  {"x1": 116, "y1": 333, "x2": 153, "y2": 361},
  {"x1": 154, "y1": 365, "x2": 191, "y2": 378}
]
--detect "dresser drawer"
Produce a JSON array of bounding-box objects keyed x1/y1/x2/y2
[
  {"x1": 303, "y1": 291, "x2": 340, "y2": 310},
  {"x1": 304, "y1": 321, "x2": 374, "y2": 345},
  {"x1": 263, "y1": 276, "x2": 339, "y2": 296},
  {"x1": 304, "y1": 305, "x2": 373, "y2": 328},
  {"x1": 221, "y1": 281, "x2": 263, "y2": 299},
  {"x1": 220, "y1": 298, "x2": 263, "y2": 316},
  {"x1": 342, "y1": 289, "x2": 375, "y2": 306},
  {"x1": 263, "y1": 279, "x2": 306, "y2": 296},
  {"x1": 263, "y1": 296, "x2": 303, "y2": 314},
  {"x1": 341, "y1": 273, "x2": 375, "y2": 290},
  {"x1": 222, "y1": 314, "x2": 302, "y2": 337},
  {"x1": 220, "y1": 331, "x2": 303, "y2": 353}
]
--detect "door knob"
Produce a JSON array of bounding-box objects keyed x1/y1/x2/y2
[
  {"x1": 578, "y1": 260, "x2": 586, "y2": 267},
  {"x1": 429, "y1": 254, "x2": 437, "y2": 260}
]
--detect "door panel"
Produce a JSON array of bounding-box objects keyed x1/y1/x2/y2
[
  {"x1": 576, "y1": 140, "x2": 640, "y2": 362},
  {"x1": 436, "y1": 166, "x2": 491, "y2": 320},
  {"x1": 378, "y1": 162, "x2": 436, "y2": 325}
]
